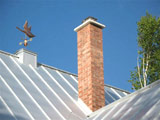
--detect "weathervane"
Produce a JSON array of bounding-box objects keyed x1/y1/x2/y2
[{"x1": 16, "y1": 20, "x2": 35, "y2": 47}]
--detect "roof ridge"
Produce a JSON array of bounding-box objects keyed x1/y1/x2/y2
[
  {"x1": 0, "y1": 49, "x2": 77, "y2": 77},
  {"x1": 104, "y1": 84, "x2": 130, "y2": 94},
  {"x1": 38, "y1": 63, "x2": 78, "y2": 77},
  {"x1": 0, "y1": 50, "x2": 18, "y2": 58}
]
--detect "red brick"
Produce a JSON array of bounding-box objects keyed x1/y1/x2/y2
[{"x1": 76, "y1": 19, "x2": 105, "y2": 111}]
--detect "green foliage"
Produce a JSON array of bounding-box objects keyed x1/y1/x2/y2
[
  {"x1": 129, "y1": 12, "x2": 160, "y2": 90},
  {"x1": 129, "y1": 70, "x2": 141, "y2": 90}
]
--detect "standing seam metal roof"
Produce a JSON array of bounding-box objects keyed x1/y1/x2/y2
[
  {"x1": 0, "y1": 50, "x2": 130, "y2": 120},
  {"x1": 88, "y1": 80, "x2": 160, "y2": 120}
]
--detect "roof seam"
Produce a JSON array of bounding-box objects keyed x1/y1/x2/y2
[
  {"x1": 39, "y1": 63, "x2": 130, "y2": 94},
  {"x1": 56, "y1": 70, "x2": 78, "y2": 94},
  {"x1": 10, "y1": 57, "x2": 66, "y2": 120},
  {"x1": 88, "y1": 79, "x2": 160, "y2": 118},
  {"x1": 0, "y1": 96, "x2": 18, "y2": 120},
  {"x1": 29, "y1": 65, "x2": 72, "y2": 113},
  {"x1": 0, "y1": 75, "x2": 35, "y2": 120},
  {"x1": 0, "y1": 58, "x2": 51, "y2": 120},
  {"x1": 0, "y1": 49, "x2": 130, "y2": 94},
  {"x1": 41, "y1": 66, "x2": 88, "y2": 115}
]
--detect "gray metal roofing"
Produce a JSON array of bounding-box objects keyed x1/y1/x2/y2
[
  {"x1": 0, "y1": 50, "x2": 129, "y2": 120},
  {"x1": 88, "y1": 80, "x2": 160, "y2": 120}
]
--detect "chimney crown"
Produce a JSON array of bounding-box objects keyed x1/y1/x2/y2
[{"x1": 74, "y1": 16, "x2": 105, "y2": 32}]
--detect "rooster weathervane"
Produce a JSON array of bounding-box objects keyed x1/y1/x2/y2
[{"x1": 16, "y1": 20, "x2": 35, "y2": 47}]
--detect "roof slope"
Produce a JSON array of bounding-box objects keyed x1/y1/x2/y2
[
  {"x1": 88, "y1": 80, "x2": 160, "y2": 120},
  {"x1": 0, "y1": 50, "x2": 129, "y2": 120}
]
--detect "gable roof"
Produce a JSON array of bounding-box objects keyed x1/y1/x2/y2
[{"x1": 0, "y1": 49, "x2": 129, "y2": 120}]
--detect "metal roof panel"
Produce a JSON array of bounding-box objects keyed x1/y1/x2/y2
[{"x1": 2, "y1": 50, "x2": 151, "y2": 120}]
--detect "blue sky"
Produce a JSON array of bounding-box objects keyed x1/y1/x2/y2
[{"x1": 0, "y1": 0, "x2": 160, "y2": 92}]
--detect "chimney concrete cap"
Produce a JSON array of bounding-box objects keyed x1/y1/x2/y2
[{"x1": 74, "y1": 17, "x2": 105, "y2": 32}]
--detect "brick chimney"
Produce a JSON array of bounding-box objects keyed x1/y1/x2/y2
[{"x1": 74, "y1": 17, "x2": 105, "y2": 111}]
